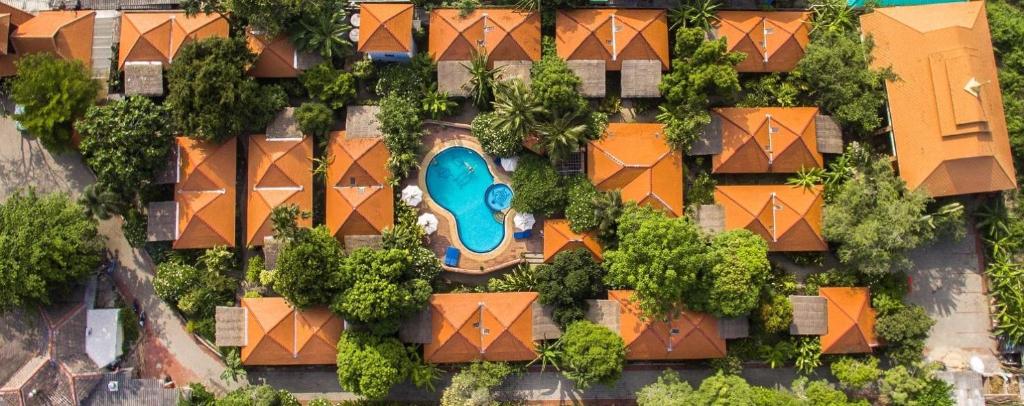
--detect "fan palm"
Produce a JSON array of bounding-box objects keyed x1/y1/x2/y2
[
  {"x1": 462, "y1": 51, "x2": 501, "y2": 110},
  {"x1": 535, "y1": 111, "x2": 588, "y2": 164},
  {"x1": 292, "y1": 9, "x2": 354, "y2": 61},
  {"x1": 79, "y1": 183, "x2": 125, "y2": 220},
  {"x1": 492, "y1": 79, "x2": 543, "y2": 143},
  {"x1": 669, "y1": 0, "x2": 721, "y2": 31}
]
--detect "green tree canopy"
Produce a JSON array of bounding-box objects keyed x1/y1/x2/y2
[
  {"x1": 335, "y1": 331, "x2": 412, "y2": 399},
  {"x1": 166, "y1": 37, "x2": 286, "y2": 143},
  {"x1": 300, "y1": 62, "x2": 356, "y2": 110},
  {"x1": 377, "y1": 94, "x2": 424, "y2": 180},
  {"x1": 529, "y1": 50, "x2": 606, "y2": 162},
  {"x1": 273, "y1": 226, "x2": 346, "y2": 309},
  {"x1": 216, "y1": 384, "x2": 300, "y2": 406},
  {"x1": 510, "y1": 153, "x2": 568, "y2": 216},
  {"x1": 536, "y1": 248, "x2": 606, "y2": 328},
  {"x1": 153, "y1": 247, "x2": 236, "y2": 320},
  {"x1": 657, "y1": 27, "x2": 744, "y2": 151},
  {"x1": 564, "y1": 177, "x2": 600, "y2": 233},
  {"x1": 294, "y1": 102, "x2": 333, "y2": 138},
  {"x1": 12, "y1": 53, "x2": 99, "y2": 152},
  {"x1": 76, "y1": 96, "x2": 172, "y2": 203},
  {"x1": 694, "y1": 229, "x2": 771, "y2": 317},
  {"x1": 472, "y1": 112, "x2": 523, "y2": 158},
  {"x1": 561, "y1": 320, "x2": 626, "y2": 389},
  {"x1": 0, "y1": 190, "x2": 103, "y2": 310},
  {"x1": 331, "y1": 248, "x2": 432, "y2": 335},
  {"x1": 440, "y1": 361, "x2": 515, "y2": 406}
]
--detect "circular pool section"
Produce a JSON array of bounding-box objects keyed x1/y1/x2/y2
[
  {"x1": 425, "y1": 147, "x2": 507, "y2": 253},
  {"x1": 485, "y1": 184, "x2": 513, "y2": 211}
]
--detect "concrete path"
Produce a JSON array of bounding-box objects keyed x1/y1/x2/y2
[{"x1": 0, "y1": 117, "x2": 239, "y2": 393}]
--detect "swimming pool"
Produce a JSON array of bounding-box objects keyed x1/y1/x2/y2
[{"x1": 425, "y1": 147, "x2": 511, "y2": 253}]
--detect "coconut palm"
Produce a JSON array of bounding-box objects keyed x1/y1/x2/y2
[
  {"x1": 535, "y1": 110, "x2": 588, "y2": 164},
  {"x1": 79, "y1": 183, "x2": 125, "y2": 220},
  {"x1": 592, "y1": 190, "x2": 623, "y2": 246},
  {"x1": 292, "y1": 9, "x2": 354, "y2": 61},
  {"x1": 669, "y1": 0, "x2": 721, "y2": 31},
  {"x1": 492, "y1": 79, "x2": 543, "y2": 143},
  {"x1": 462, "y1": 51, "x2": 501, "y2": 110},
  {"x1": 421, "y1": 84, "x2": 458, "y2": 120}
]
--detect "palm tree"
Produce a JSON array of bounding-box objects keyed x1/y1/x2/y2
[
  {"x1": 462, "y1": 51, "x2": 501, "y2": 110},
  {"x1": 786, "y1": 167, "x2": 825, "y2": 192},
  {"x1": 527, "y1": 338, "x2": 563, "y2": 373},
  {"x1": 220, "y1": 348, "x2": 247, "y2": 383},
  {"x1": 292, "y1": 9, "x2": 354, "y2": 61},
  {"x1": 810, "y1": 0, "x2": 858, "y2": 35},
  {"x1": 492, "y1": 79, "x2": 543, "y2": 143},
  {"x1": 79, "y1": 183, "x2": 124, "y2": 220},
  {"x1": 592, "y1": 190, "x2": 623, "y2": 246},
  {"x1": 669, "y1": 0, "x2": 721, "y2": 31},
  {"x1": 535, "y1": 110, "x2": 588, "y2": 164},
  {"x1": 515, "y1": 0, "x2": 540, "y2": 12},
  {"x1": 421, "y1": 84, "x2": 459, "y2": 120}
]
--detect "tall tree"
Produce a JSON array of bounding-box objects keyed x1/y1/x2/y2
[
  {"x1": 273, "y1": 226, "x2": 346, "y2": 308},
  {"x1": 331, "y1": 248, "x2": 433, "y2": 335},
  {"x1": 78, "y1": 183, "x2": 126, "y2": 220},
  {"x1": 692, "y1": 229, "x2": 771, "y2": 317},
  {"x1": 536, "y1": 249, "x2": 606, "y2": 327},
  {"x1": 335, "y1": 331, "x2": 413, "y2": 399},
  {"x1": 491, "y1": 78, "x2": 542, "y2": 145},
  {"x1": 11, "y1": 53, "x2": 99, "y2": 152}
]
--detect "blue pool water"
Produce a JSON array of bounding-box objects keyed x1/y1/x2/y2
[{"x1": 425, "y1": 147, "x2": 510, "y2": 253}]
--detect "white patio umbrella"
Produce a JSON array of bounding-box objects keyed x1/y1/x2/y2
[
  {"x1": 417, "y1": 213, "x2": 439, "y2": 235},
  {"x1": 500, "y1": 157, "x2": 519, "y2": 172},
  {"x1": 401, "y1": 185, "x2": 423, "y2": 206},
  {"x1": 513, "y1": 212, "x2": 535, "y2": 232}
]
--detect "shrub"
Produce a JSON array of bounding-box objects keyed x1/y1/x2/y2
[
  {"x1": 440, "y1": 361, "x2": 515, "y2": 406},
  {"x1": 153, "y1": 247, "x2": 236, "y2": 319},
  {"x1": 536, "y1": 248, "x2": 605, "y2": 328},
  {"x1": 375, "y1": 53, "x2": 435, "y2": 99},
  {"x1": 565, "y1": 177, "x2": 600, "y2": 233},
  {"x1": 756, "y1": 294, "x2": 793, "y2": 334},
  {"x1": 11, "y1": 53, "x2": 99, "y2": 151},
  {"x1": 217, "y1": 384, "x2": 300, "y2": 406},
  {"x1": 876, "y1": 304, "x2": 934, "y2": 366},
  {"x1": 879, "y1": 364, "x2": 953, "y2": 406},
  {"x1": 636, "y1": 370, "x2": 694, "y2": 406},
  {"x1": 335, "y1": 332, "x2": 412, "y2": 399},
  {"x1": 245, "y1": 256, "x2": 265, "y2": 285},
  {"x1": 295, "y1": 102, "x2": 333, "y2": 138},
  {"x1": 300, "y1": 63, "x2": 357, "y2": 110},
  {"x1": 561, "y1": 320, "x2": 626, "y2": 389},
  {"x1": 694, "y1": 229, "x2": 770, "y2": 317},
  {"x1": 471, "y1": 112, "x2": 523, "y2": 158},
  {"x1": 274, "y1": 226, "x2": 346, "y2": 308},
  {"x1": 510, "y1": 154, "x2": 567, "y2": 216},
  {"x1": 377, "y1": 94, "x2": 424, "y2": 180},
  {"x1": 331, "y1": 248, "x2": 433, "y2": 335},
  {"x1": 831, "y1": 356, "x2": 882, "y2": 391}
]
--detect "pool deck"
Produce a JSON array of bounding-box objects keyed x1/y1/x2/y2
[{"x1": 407, "y1": 122, "x2": 542, "y2": 274}]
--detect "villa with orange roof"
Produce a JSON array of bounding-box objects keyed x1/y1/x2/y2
[
  {"x1": 712, "y1": 185, "x2": 827, "y2": 252},
  {"x1": 429, "y1": 8, "x2": 540, "y2": 96},
  {"x1": 789, "y1": 288, "x2": 878, "y2": 355},
  {"x1": 555, "y1": 9, "x2": 669, "y2": 97},
  {"x1": 543, "y1": 219, "x2": 602, "y2": 263},
  {"x1": 246, "y1": 135, "x2": 313, "y2": 247},
  {"x1": 0, "y1": 3, "x2": 34, "y2": 76},
  {"x1": 357, "y1": 3, "x2": 415, "y2": 62},
  {"x1": 118, "y1": 12, "x2": 228, "y2": 68},
  {"x1": 247, "y1": 31, "x2": 321, "y2": 78},
  {"x1": 214, "y1": 297, "x2": 344, "y2": 366},
  {"x1": 4, "y1": 10, "x2": 95, "y2": 76},
  {"x1": 589, "y1": 291, "x2": 727, "y2": 360},
  {"x1": 326, "y1": 131, "x2": 394, "y2": 249},
  {"x1": 861, "y1": 2, "x2": 1017, "y2": 197},
  {"x1": 587, "y1": 123, "x2": 684, "y2": 217},
  {"x1": 712, "y1": 11, "x2": 811, "y2": 72}
]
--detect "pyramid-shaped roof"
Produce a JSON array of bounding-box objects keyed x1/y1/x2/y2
[
  {"x1": 609, "y1": 290, "x2": 726, "y2": 360},
  {"x1": 247, "y1": 31, "x2": 304, "y2": 78},
  {"x1": 240, "y1": 297, "x2": 344, "y2": 365},
  {"x1": 118, "y1": 12, "x2": 228, "y2": 68},
  {"x1": 713, "y1": 11, "x2": 810, "y2": 72},
  {"x1": 543, "y1": 219, "x2": 602, "y2": 263},
  {"x1": 819, "y1": 287, "x2": 878, "y2": 354},
  {"x1": 174, "y1": 137, "x2": 236, "y2": 249},
  {"x1": 246, "y1": 135, "x2": 313, "y2": 246},
  {"x1": 12, "y1": 11, "x2": 95, "y2": 68},
  {"x1": 713, "y1": 107, "x2": 823, "y2": 173},
  {"x1": 555, "y1": 9, "x2": 669, "y2": 71},
  {"x1": 860, "y1": 2, "x2": 1016, "y2": 197},
  {"x1": 714, "y1": 185, "x2": 826, "y2": 252},
  {"x1": 429, "y1": 8, "x2": 540, "y2": 65},
  {"x1": 358, "y1": 3, "x2": 414, "y2": 54},
  {"x1": 423, "y1": 292, "x2": 538, "y2": 363},
  {"x1": 326, "y1": 132, "x2": 393, "y2": 240},
  {"x1": 587, "y1": 123, "x2": 683, "y2": 217}
]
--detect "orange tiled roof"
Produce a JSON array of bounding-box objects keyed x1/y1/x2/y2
[
  {"x1": 587, "y1": 123, "x2": 683, "y2": 217},
  {"x1": 246, "y1": 135, "x2": 313, "y2": 246},
  {"x1": 609, "y1": 290, "x2": 726, "y2": 360},
  {"x1": 247, "y1": 32, "x2": 302, "y2": 78},
  {"x1": 118, "y1": 12, "x2": 228, "y2": 68},
  {"x1": 713, "y1": 11, "x2": 810, "y2": 72},
  {"x1": 358, "y1": 3, "x2": 414, "y2": 54},
  {"x1": 713, "y1": 107, "x2": 823, "y2": 173},
  {"x1": 429, "y1": 8, "x2": 540, "y2": 64},
  {"x1": 714, "y1": 185, "x2": 826, "y2": 252},
  {"x1": 542, "y1": 219, "x2": 602, "y2": 263},
  {"x1": 423, "y1": 292, "x2": 538, "y2": 363},
  {"x1": 819, "y1": 287, "x2": 878, "y2": 354},
  {"x1": 174, "y1": 137, "x2": 236, "y2": 249},
  {"x1": 326, "y1": 132, "x2": 393, "y2": 240},
  {"x1": 0, "y1": 3, "x2": 34, "y2": 26},
  {"x1": 555, "y1": 9, "x2": 669, "y2": 71},
  {"x1": 240, "y1": 297, "x2": 344, "y2": 365},
  {"x1": 860, "y1": 2, "x2": 1017, "y2": 197},
  {"x1": 12, "y1": 11, "x2": 95, "y2": 68}
]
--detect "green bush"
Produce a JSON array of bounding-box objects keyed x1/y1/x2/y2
[
  {"x1": 274, "y1": 226, "x2": 346, "y2": 308},
  {"x1": 217, "y1": 384, "x2": 300, "y2": 406},
  {"x1": 377, "y1": 94, "x2": 424, "y2": 180},
  {"x1": 510, "y1": 154, "x2": 567, "y2": 216},
  {"x1": 440, "y1": 361, "x2": 514, "y2": 406},
  {"x1": 246, "y1": 255, "x2": 265, "y2": 285},
  {"x1": 300, "y1": 63, "x2": 356, "y2": 110},
  {"x1": 561, "y1": 320, "x2": 626, "y2": 389},
  {"x1": 330, "y1": 248, "x2": 433, "y2": 335},
  {"x1": 686, "y1": 170, "x2": 717, "y2": 206},
  {"x1": 471, "y1": 112, "x2": 523, "y2": 158},
  {"x1": 879, "y1": 364, "x2": 953, "y2": 406},
  {"x1": 636, "y1": 370, "x2": 694, "y2": 406},
  {"x1": 756, "y1": 294, "x2": 793, "y2": 334},
  {"x1": 295, "y1": 102, "x2": 334, "y2": 138},
  {"x1": 831, "y1": 356, "x2": 882, "y2": 391},
  {"x1": 876, "y1": 304, "x2": 934, "y2": 366},
  {"x1": 335, "y1": 332, "x2": 412, "y2": 400},
  {"x1": 375, "y1": 53, "x2": 435, "y2": 99},
  {"x1": 695, "y1": 229, "x2": 771, "y2": 317},
  {"x1": 536, "y1": 248, "x2": 605, "y2": 328},
  {"x1": 12, "y1": 53, "x2": 99, "y2": 151},
  {"x1": 153, "y1": 247, "x2": 236, "y2": 319},
  {"x1": 565, "y1": 177, "x2": 600, "y2": 233}
]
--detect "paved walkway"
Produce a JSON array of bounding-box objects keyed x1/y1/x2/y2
[{"x1": 0, "y1": 117, "x2": 239, "y2": 393}]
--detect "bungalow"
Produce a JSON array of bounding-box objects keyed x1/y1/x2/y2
[
  {"x1": 0, "y1": 3, "x2": 35, "y2": 76},
  {"x1": 246, "y1": 134, "x2": 313, "y2": 247},
  {"x1": 247, "y1": 30, "x2": 321, "y2": 78},
  {"x1": 357, "y1": 3, "x2": 415, "y2": 62},
  {"x1": 543, "y1": 219, "x2": 602, "y2": 263},
  {"x1": 790, "y1": 287, "x2": 879, "y2": 354},
  {"x1": 326, "y1": 131, "x2": 394, "y2": 249},
  {"x1": 587, "y1": 123, "x2": 684, "y2": 217},
  {"x1": 709, "y1": 185, "x2": 827, "y2": 252},
  {"x1": 860, "y1": 2, "x2": 1017, "y2": 197},
  {"x1": 2, "y1": 10, "x2": 96, "y2": 76},
  {"x1": 119, "y1": 12, "x2": 228, "y2": 96},
  {"x1": 215, "y1": 297, "x2": 344, "y2": 366},
  {"x1": 712, "y1": 11, "x2": 811, "y2": 73}
]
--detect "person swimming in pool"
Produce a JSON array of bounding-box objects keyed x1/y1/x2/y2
[{"x1": 464, "y1": 161, "x2": 474, "y2": 173}]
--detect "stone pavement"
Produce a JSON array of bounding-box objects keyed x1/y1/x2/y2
[{"x1": 906, "y1": 224, "x2": 1000, "y2": 371}]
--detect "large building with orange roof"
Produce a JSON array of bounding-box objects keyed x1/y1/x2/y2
[
  {"x1": 405, "y1": 292, "x2": 540, "y2": 363},
  {"x1": 357, "y1": 3, "x2": 414, "y2": 61},
  {"x1": 711, "y1": 107, "x2": 825, "y2": 173},
  {"x1": 555, "y1": 9, "x2": 668, "y2": 97},
  {"x1": 326, "y1": 132, "x2": 393, "y2": 246},
  {"x1": 429, "y1": 8, "x2": 540, "y2": 65},
  {"x1": 819, "y1": 287, "x2": 878, "y2": 354},
  {"x1": 247, "y1": 31, "x2": 320, "y2": 78},
  {"x1": 587, "y1": 123, "x2": 684, "y2": 217},
  {"x1": 118, "y1": 11, "x2": 228, "y2": 68},
  {"x1": 173, "y1": 137, "x2": 236, "y2": 249},
  {"x1": 860, "y1": 2, "x2": 1017, "y2": 197},
  {"x1": 543, "y1": 219, "x2": 602, "y2": 263},
  {"x1": 246, "y1": 135, "x2": 313, "y2": 247},
  {"x1": 8, "y1": 10, "x2": 94, "y2": 71},
  {"x1": 592, "y1": 290, "x2": 727, "y2": 360},
  {"x1": 712, "y1": 11, "x2": 810, "y2": 72},
  {"x1": 215, "y1": 297, "x2": 344, "y2": 366},
  {"x1": 714, "y1": 185, "x2": 827, "y2": 252}
]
